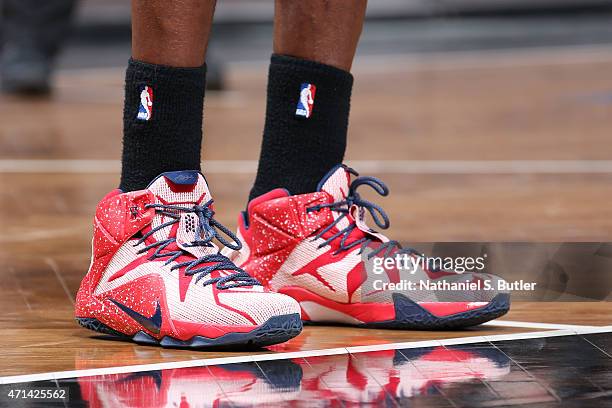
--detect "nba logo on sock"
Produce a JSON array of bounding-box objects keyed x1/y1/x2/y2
[
  {"x1": 136, "y1": 85, "x2": 154, "y2": 121},
  {"x1": 296, "y1": 83, "x2": 316, "y2": 118}
]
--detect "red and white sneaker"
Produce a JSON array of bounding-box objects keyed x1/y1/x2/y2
[
  {"x1": 75, "y1": 170, "x2": 302, "y2": 348},
  {"x1": 225, "y1": 164, "x2": 510, "y2": 329}
]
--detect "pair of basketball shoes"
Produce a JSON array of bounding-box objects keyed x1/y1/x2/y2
[{"x1": 75, "y1": 165, "x2": 510, "y2": 348}]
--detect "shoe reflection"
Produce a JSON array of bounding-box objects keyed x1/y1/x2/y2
[
  {"x1": 78, "y1": 360, "x2": 302, "y2": 407},
  {"x1": 298, "y1": 346, "x2": 510, "y2": 405},
  {"x1": 77, "y1": 346, "x2": 509, "y2": 407}
]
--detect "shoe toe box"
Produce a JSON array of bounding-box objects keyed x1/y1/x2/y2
[{"x1": 218, "y1": 290, "x2": 301, "y2": 325}]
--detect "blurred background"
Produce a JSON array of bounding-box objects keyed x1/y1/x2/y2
[{"x1": 1, "y1": 0, "x2": 612, "y2": 301}]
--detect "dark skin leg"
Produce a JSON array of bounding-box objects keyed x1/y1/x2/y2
[
  {"x1": 273, "y1": 0, "x2": 368, "y2": 71},
  {"x1": 131, "y1": 0, "x2": 216, "y2": 67}
]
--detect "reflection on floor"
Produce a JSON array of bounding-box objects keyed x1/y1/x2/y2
[{"x1": 5, "y1": 332, "x2": 610, "y2": 407}]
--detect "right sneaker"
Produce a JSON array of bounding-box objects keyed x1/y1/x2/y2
[
  {"x1": 75, "y1": 170, "x2": 302, "y2": 348},
  {"x1": 225, "y1": 164, "x2": 510, "y2": 329}
]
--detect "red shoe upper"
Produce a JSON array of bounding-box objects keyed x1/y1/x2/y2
[{"x1": 75, "y1": 171, "x2": 300, "y2": 340}]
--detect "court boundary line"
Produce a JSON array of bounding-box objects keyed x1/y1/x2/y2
[
  {"x1": 5, "y1": 159, "x2": 612, "y2": 174},
  {"x1": 481, "y1": 320, "x2": 598, "y2": 330},
  {"x1": 59, "y1": 44, "x2": 612, "y2": 78},
  {"x1": 1, "y1": 325, "x2": 610, "y2": 385}
]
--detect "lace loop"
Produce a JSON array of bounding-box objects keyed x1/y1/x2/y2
[
  {"x1": 308, "y1": 172, "x2": 424, "y2": 263},
  {"x1": 134, "y1": 200, "x2": 259, "y2": 289}
]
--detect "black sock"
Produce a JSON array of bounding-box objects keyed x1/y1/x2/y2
[
  {"x1": 119, "y1": 58, "x2": 206, "y2": 192},
  {"x1": 249, "y1": 54, "x2": 353, "y2": 201}
]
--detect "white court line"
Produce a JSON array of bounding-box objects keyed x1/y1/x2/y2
[
  {"x1": 58, "y1": 44, "x2": 612, "y2": 80},
  {"x1": 5, "y1": 159, "x2": 612, "y2": 174},
  {"x1": 482, "y1": 320, "x2": 598, "y2": 330},
  {"x1": 57, "y1": 44, "x2": 612, "y2": 80},
  {"x1": 1, "y1": 325, "x2": 610, "y2": 385},
  {"x1": 351, "y1": 44, "x2": 612, "y2": 73}
]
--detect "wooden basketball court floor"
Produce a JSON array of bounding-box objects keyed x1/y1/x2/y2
[{"x1": 1, "y1": 45, "x2": 612, "y2": 406}]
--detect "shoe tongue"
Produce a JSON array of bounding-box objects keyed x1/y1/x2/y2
[
  {"x1": 317, "y1": 164, "x2": 353, "y2": 231},
  {"x1": 317, "y1": 164, "x2": 390, "y2": 244},
  {"x1": 317, "y1": 164, "x2": 351, "y2": 202},
  {"x1": 147, "y1": 171, "x2": 219, "y2": 257},
  {"x1": 148, "y1": 170, "x2": 212, "y2": 204}
]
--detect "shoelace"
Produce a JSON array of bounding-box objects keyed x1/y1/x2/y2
[
  {"x1": 133, "y1": 199, "x2": 260, "y2": 289},
  {"x1": 307, "y1": 169, "x2": 423, "y2": 261}
]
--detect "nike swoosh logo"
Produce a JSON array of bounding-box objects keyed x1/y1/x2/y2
[{"x1": 108, "y1": 298, "x2": 162, "y2": 334}]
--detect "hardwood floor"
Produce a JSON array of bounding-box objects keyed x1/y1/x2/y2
[{"x1": 1, "y1": 47, "x2": 611, "y2": 379}]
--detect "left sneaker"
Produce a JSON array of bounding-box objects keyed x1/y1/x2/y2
[
  {"x1": 75, "y1": 170, "x2": 302, "y2": 348},
  {"x1": 224, "y1": 164, "x2": 510, "y2": 329}
]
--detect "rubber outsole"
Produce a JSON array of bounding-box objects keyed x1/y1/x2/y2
[
  {"x1": 76, "y1": 313, "x2": 303, "y2": 349},
  {"x1": 361, "y1": 293, "x2": 511, "y2": 330}
]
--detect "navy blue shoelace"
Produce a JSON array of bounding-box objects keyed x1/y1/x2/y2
[
  {"x1": 133, "y1": 199, "x2": 260, "y2": 289},
  {"x1": 307, "y1": 169, "x2": 423, "y2": 261}
]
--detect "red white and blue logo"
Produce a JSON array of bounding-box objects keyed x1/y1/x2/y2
[
  {"x1": 295, "y1": 83, "x2": 316, "y2": 118},
  {"x1": 137, "y1": 85, "x2": 154, "y2": 121}
]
